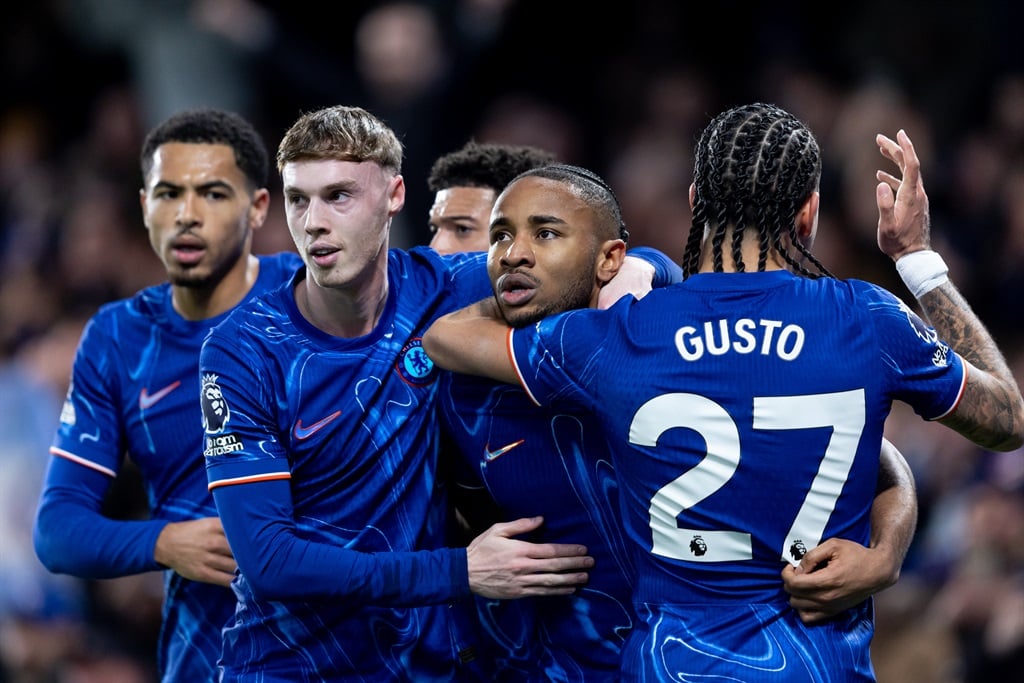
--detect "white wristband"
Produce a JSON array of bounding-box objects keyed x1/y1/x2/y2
[{"x1": 895, "y1": 250, "x2": 949, "y2": 298}]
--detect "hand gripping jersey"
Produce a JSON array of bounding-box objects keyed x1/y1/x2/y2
[
  {"x1": 509, "y1": 271, "x2": 965, "y2": 683},
  {"x1": 439, "y1": 372, "x2": 636, "y2": 682},
  {"x1": 437, "y1": 246, "x2": 681, "y2": 682},
  {"x1": 201, "y1": 247, "x2": 492, "y2": 682},
  {"x1": 38, "y1": 252, "x2": 302, "y2": 683}
]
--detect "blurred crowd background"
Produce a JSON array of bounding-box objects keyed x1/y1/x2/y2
[{"x1": 1, "y1": 1, "x2": 1022, "y2": 681}]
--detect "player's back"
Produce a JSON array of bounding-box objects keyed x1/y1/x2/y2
[{"x1": 511, "y1": 269, "x2": 964, "y2": 681}]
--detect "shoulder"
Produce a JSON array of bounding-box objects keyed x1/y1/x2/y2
[
  {"x1": 258, "y1": 251, "x2": 303, "y2": 274},
  {"x1": 840, "y1": 277, "x2": 910, "y2": 312},
  {"x1": 389, "y1": 246, "x2": 486, "y2": 287},
  {"x1": 209, "y1": 285, "x2": 289, "y2": 347},
  {"x1": 91, "y1": 282, "x2": 172, "y2": 327}
]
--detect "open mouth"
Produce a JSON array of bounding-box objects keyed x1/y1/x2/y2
[{"x1": 497, "y1": 271, "x2": 537, "y2": 306}]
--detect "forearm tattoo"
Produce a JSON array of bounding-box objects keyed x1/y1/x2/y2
[{"x1": 919, "y1": 283, "x2": 1023, "y2": 450}]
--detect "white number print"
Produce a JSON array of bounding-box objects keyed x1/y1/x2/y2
[{"x1": 629, "y1": 389, "x2": 865, "y2": 565}]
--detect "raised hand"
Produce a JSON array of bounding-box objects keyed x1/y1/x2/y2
[{"x1": 875, "y1": 129, "x2": 931, "y2": 260}]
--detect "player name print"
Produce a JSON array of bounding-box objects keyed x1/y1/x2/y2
[{"x1": 674, "y1": 318, "x2": 805, "y2": 361}]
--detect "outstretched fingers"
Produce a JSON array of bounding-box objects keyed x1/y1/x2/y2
[{"x1": 875, "y1": 129, "x2": 931, "y2": 259}]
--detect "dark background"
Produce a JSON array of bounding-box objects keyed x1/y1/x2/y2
[{"x1": 1, "y1": 2, "x2": 1022, "y2": 681}]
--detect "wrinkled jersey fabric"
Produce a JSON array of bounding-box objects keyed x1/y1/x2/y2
[
  {"x1": 510, "y1": 271, "x2": 965, "y2": 682},
  {"x1": 202, "y1": 248, "x2": 493, "y2": 682},
  {"x1": 37, "y1": 252, "x2": 302, "y2": 683}
]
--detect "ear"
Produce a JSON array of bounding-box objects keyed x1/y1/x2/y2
[
  {"x1": 388, "y1": 174, "x2": 406, "y2": 215},
  {"x1": 595, "y1": 238, "x2": 627, "y2": 285},
  {"x1": 249, "y1": 188, "x2": 271, "y2": 231},
  {"x1": 688, "y1": 182, "x2": 696, "y2": 210},
  {"x1": 795, "y1": 191, "x2": 820, "y2": 242}
]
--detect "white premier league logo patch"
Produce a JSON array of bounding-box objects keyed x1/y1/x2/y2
[{"x1": 200, "y1": 373, "x2": 231, "y2": 434}]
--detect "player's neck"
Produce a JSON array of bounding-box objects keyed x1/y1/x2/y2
[
  {"x1": 295, "y1": 269, "x2": 389, "y2": 339},
  {"x1": 172, "y1": 254, "x2": 260, "y2": 320},
  {"x1": 697, "y1": 233, "x2": 788, "y2": 273}
]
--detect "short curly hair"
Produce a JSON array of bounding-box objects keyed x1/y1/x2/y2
[
  {"x1": 140, "y1": 107, "x2": 269, "y2": 189},
  {"x1": 427, "y1": 141, "x2": 556, "y2": 193}
]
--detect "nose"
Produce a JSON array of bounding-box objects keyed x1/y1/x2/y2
[
  {"x1": 498, "y1": 236, "x2": 533, "y2": 267},
  {"x1": 303, "y1": 197, "x2": 329, "y2": 235},
  {"x1": 175, "y1": 191, "x2": 200, "y2": 228}
]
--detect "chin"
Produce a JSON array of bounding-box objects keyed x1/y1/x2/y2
[
  {"x1": 168, "y1": 271, "x2": 203, "y2": 288},
  {"x1": 503, "y1": 308, "x2": 544, "y2": 329}
]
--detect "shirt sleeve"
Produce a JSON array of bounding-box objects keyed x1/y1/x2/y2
[
  {"x1": 627, "y1": 246, "x2": 683, "y2": 287},
  {"x1": 34, "y1": 448, "x2": 168, "y2": 578},
  {"x1": 865, "y1": 284, "x2": 966, "y2": 420},
  {"x1": 212, "y1": 478, "x2": 469, "y2": 604},
  {"x1": 34, "y1": 319, "x2": 168, "y2": 578},
  {"x1": 510, "y1": 307, "x2": 615, "y2": 410},
  {"x1": 200, "y1": 319, "x2": 470, "y2": 606}
]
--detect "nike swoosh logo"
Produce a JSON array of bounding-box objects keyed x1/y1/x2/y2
[
  {"x1": 139, "y1": 381, "x2": 182, "y2": 410},
  {"x1": 293, "y1": 411, "x2": 342, "y2": 440},
  {"x1": 483, "y1": 439, "x2": 525, "y2": 461}
]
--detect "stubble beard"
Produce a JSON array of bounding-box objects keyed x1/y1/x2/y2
[{"x1": 501, "y1": 276, "x2": 593, "y2": 329}]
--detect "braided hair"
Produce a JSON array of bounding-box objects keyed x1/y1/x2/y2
[
  {"x1": 510, "y1": 163, "x2": 629, "y2": 243},
  {"x1": 681, "y1": 103, "x2": 833, "y2": 279}
]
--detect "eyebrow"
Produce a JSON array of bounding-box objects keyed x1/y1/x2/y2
[
  {"x1": 284, "y1": 179, "x2": 358, "y2": 197},
  {"x1": 491, "y1": 213, "x2": 566, "y2": 230},
  {"x1": 154, "y1": 179, "x2": 235, "y2": 194},
  {"x1": 439, "y1": 212, "x2": 478, "y2": 222},
  {"x1": 526, "y1": 214, "x2": 565, "y2": 226}
]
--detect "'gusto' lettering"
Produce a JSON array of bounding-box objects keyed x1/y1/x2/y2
[{"x1": 674, "y1": 318, "x2": 805, "y2": 361}]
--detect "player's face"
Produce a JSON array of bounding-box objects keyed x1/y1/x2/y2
[
  {"x1": 140, "y1": 142, "x2": 267, "y2": 289},
  {"x1": 281, "y1": 158, "x2": 404, "y2": 291},
  {"x1": 428, "y1": 186, "x2": 496, "y2": 254},
  {"x1": 487, "y1": 176, "x2": 604, "y2": 328}
]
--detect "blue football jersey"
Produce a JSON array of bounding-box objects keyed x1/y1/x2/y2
[
  {"x1": 439, "y1": 371, "x2": 636, "y2": 682},
  {"x1": 510, "y1": 271, "x2": 966, "y2": 682},
  {"x1": 201, "y1": 247, "x2": 493, "y2": 682},
  {"x1": 42, "y1": 252, "x2": 302, "y2": 683}
]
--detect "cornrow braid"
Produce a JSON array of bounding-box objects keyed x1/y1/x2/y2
[
  {"x1": 682, "y1": 103, "x2": 834, "y2": 279},
  {"x1": 511, "y1": 163, "x2": 630, "y2": 243}
]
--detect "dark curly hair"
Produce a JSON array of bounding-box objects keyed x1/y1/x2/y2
[
  {"x1": 681, "y1": 102, "x2": 832, "y2": 279},
  {"x1": 140, "y1": 107, "x2": 270, "y2": 190},
  {"x1": 427, "y1": 141, "x2": 556, "y2": 194}
]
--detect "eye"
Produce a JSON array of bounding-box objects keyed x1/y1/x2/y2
[
  {"x1": 204, "y1": 189, "x2": 230, "y2": 201},
  {"x1": 286, "y1": 194, "x2": 308, "y2": 208},
  {"x1": 152, "y1": 187, "x2": 178, "y2": 200},
  {"x1": 537, "y1": 228, "x2": 558, "y2": 240},
  {"x1": 491, "y1": 230, "x2": 511, "y2": 244}
]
